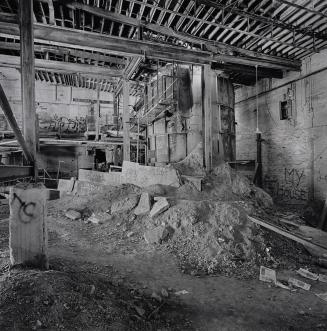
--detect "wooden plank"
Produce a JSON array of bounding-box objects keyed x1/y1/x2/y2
[
  {"x1": 248, "y1": 216, "x2": 327, "y2": 254},
  {"x1": 0, "y1": 42, "x2": 126, "y2": 65},
  {"x1": 0, "y1": 83, "x2": 34, "y2": 163},
  {"x1": 0, "y1": 55, "x2": 123, "y2": 77},
  {"x1": 19, "y1": 0, "x2": 36, "y2": 171},
  {"x1": 123, "y1": 79, "x2": 130, "y2": 161},
  {"x1": 0, "y1": 22, "x2": 301, "y2": 70}
]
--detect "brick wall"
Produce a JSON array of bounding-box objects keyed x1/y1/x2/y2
[{"x1": 235, "y1": 50, "x2": 327, "y2": 205}]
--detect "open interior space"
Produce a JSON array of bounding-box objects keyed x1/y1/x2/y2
[{"x1": 1, "y1": 0, "x2": 327, "y2": 330}]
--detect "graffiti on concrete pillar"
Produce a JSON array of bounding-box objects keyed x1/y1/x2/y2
[{"x1": 12, "y1": 193, "x2": 37, "y2": 224}]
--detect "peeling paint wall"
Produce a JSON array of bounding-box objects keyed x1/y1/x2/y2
[{"x1": 235, "y1": 49, "x2": 327, "y2": 204}]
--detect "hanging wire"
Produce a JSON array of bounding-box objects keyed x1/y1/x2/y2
[{"x1": 255, "y1": 65, "x2": 260, "y2": 133}]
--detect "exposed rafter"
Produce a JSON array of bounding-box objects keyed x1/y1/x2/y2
[
  {"x1": 0, "y1": 21, "x2": 301, "y2": 71},
  {"x1": 0, "y1": 54, "x2": 124, "y2": 77}
]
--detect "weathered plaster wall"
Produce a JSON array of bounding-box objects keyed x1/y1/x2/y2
[
  {"x1": 0, "y1": 67, "x2": 114, "y2": 133},
  {"x1": 235, "y1": 50, "x2": 327, "y2": 204}
]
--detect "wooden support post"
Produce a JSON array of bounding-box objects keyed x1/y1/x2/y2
[
  {"x1": 123, "y1": 79, "x2": 130, "y2": 161},
  {"x1": 255, "y1": 132, "x2": 263, "y2": 188},
  {"x1": 19, "y1": 0, "x2": 37, "y2": 176},
  {"x1": 203, "y1": 65, "x2": 213, "y2": 170},
  {"x1": 0, "y1": 82, "x2": 34, "y2": 164},
  {"x1": 9, "y1": 185, "x2": 48, "y2": 269},
  {"x1": 95, "y1": 82, "x2": 100, "y2": 141}
]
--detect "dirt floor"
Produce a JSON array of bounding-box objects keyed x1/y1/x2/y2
[
  {"x1": 0, "y1": 201, "x2": 327, "y2": 330},
  {"x1": 1, "y1": 165, "x2": 327, "y2": 330}
]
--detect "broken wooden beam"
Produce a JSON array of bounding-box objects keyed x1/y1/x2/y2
[
  {"x1": 0, "y1": 83, "x2": 34, "y2": 164},
  {"x1": 248, "y1": 215, "x2": 327, "y2": 254}
]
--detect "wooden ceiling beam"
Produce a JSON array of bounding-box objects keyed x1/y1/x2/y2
[
  {"x1": 197, "y1": 0, "x2": 327, "y2": 41},
  {"x1": 0, "y1": 41, "x2": 126, "y2": 65},
  {"x1": 0, "y1": 54, "x2": 124, "y2": 77},
  {"x1": 0, "y1": 21, "x2": 300, "y2": 71},
  {"x1": 43, "y1": 5, "x2": 301, "y2": 70}
]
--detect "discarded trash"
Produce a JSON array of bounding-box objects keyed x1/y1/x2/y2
[
  {"x1": 90, "y1": 285, "x2": 95, "y2": 295},
  {"x1": 134, "y1": 305, "x2": 145, "y2": 316},
  {"x1": 296, "y1": 268, "x2": 319, "y2": 281},
  {"x1": 175, "y1": 290, "x2": 189, "y2": 295},
  {"x1": 161, "y1": 288, "x2": 169, "y2": 298},
  {"x1": 319, "y1": 274, "x2": 327, "y2": 283},
  {"x1": 259, "y1": 266, "x2": 276, "y2": 284},
  {"x1": 288, "y1": 277, "x2": 311, "y2": 291},
  {"x1": 316, "y1": 292, "x2": 327, "y2": 302}
]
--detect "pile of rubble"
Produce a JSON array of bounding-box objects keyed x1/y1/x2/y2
[{"x1": 54, "y1": 160, "x2": 314, "y2": 278}]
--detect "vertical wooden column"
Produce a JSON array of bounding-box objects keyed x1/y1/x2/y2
[
  {"x1": 123, "y1": 79, "x2": 130, "y2": 161},
  {"x1": 19, "y1": 0, "x2": 36, "y2": 173},
  {"x1": 203, "y1": 65, "x2": 213, "y2": 170},
  {"x1": 95, "y1": 82, "x2": 101, "y2": 141}
]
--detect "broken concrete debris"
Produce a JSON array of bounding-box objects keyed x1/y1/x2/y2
[
  {"x1": 144, "y1": 225, "x2": 173, "y2": 244},
  {"x1": 288, "y1": 277, "x2": 311, "y2": 291},
  {"x1": 111, "y1": 194, "x2": 139, "y2": 214},
  {"x1": 58, "y1": 178, "x2": 75, "y2": 196},
  {"x1": 149, "y1": 198, "x2": 170, "y2": 218},
  {"x1": 88, "y1": 212, "x2": 112, "y2": 224},
  {"x1": 134, "y1": 192, "x2": 152, "y2": 216},
  {"x1": 296, "y1": 268, "x2": 319, "y2": 281},
  {"x1": 65, "y1": 210, "x2": 81, "y2": 221},
  {"x1": 259, "y1": 266, "x2": 277, "y2": 284}
]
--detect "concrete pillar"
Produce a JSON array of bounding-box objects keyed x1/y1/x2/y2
[{"x1": 9, "y1": 185, "x2": 48, "y2": 269}]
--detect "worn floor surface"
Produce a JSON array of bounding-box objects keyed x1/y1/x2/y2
[{"x1": 0, "y1": 202, "x2": 327, "y2": 330}]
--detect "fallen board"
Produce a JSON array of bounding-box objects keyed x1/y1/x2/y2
[{"x1": 248, "y1": 216, "x2": 327, "y2": 257}]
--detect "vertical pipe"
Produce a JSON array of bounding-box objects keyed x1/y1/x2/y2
[{"x1": 19, "y1": 0, "x2": 36, "y2": 176}]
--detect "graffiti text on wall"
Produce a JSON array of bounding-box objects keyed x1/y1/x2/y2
[
  {"x1": 39, "y1": 114, "x2": 87, "y2": 133},
  {"x1": 264, "y1": 168, "x2": 308, "y2": 203}
]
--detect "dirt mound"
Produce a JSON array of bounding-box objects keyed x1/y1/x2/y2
[
  {"x1": 149, "y1": 200, "x2": 266, "y2": 277},
  {"x1": 210, "y1": 163, "x2": 273, "y2": 207}
]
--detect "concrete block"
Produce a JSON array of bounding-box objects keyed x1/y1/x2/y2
[
  {"x1": 88, "y1": 212, "x2": 112, "y2": 224},
  {"x1": 149, "y1": 198, "x2": 170, "y2": 218},
  {"x1": 122, "y1": 161, "x2": 181, "y2": 188},
  {"x1": 9, "y1": 186, "x2": 48, "y2": 269},
  {"x1": 65, "y1": 210, "x2": 81, "y2": 220},
  {"x1": 144, "y1": 225, "x2": 170, "y2": 244},
  {"x1": 111, "y1": 195, "x2": 140, "y2": 214},
  {"x1": 58, "y1": 178, "x2": 75, "y2": 194},
  {"x1": 79, "y1": 169, "x2": 122, "y2": 187},
  {"x1": 134, "y1": 192, "x2": 151, "y2": 216}
]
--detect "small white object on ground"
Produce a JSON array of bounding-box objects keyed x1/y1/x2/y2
[
  {"x1": 296, "y1": 268, "x2": 319, "y2": 281},
  {"x1": 288, "y1": 277, "x2": 311, "y2": 291},
  {"x1": 259, "y1": 266, "x2": 277, "y2": 284}
]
